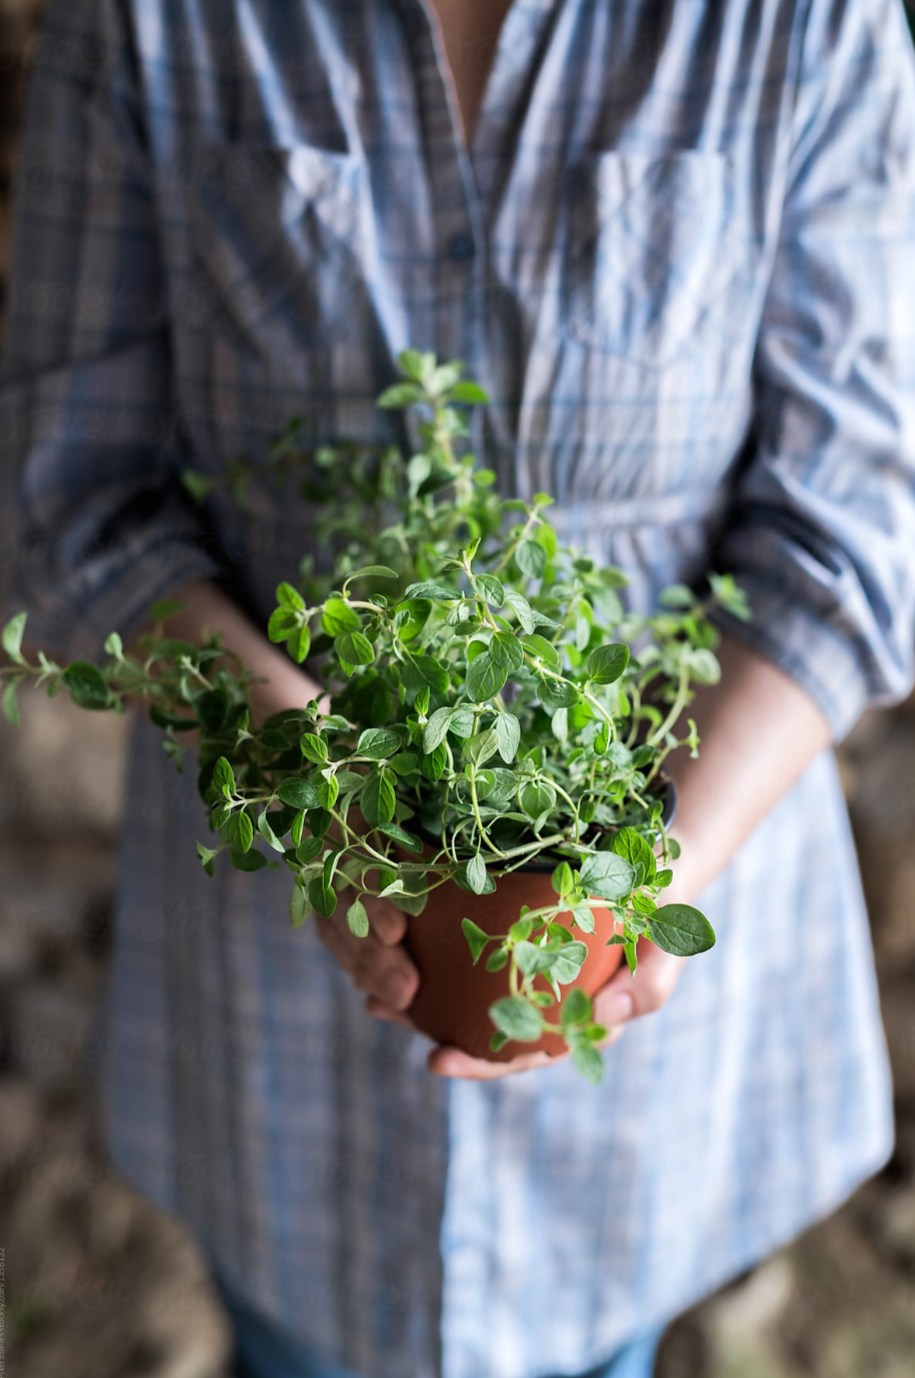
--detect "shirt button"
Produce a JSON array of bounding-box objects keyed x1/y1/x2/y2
[{"x1": 447, "y1": 232, "x2": 475, "y2": 262}]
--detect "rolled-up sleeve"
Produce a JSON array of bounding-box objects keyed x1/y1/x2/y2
[
  {"x1": 0, "y1": 0, "x2": 225, "y2": 660},
  {"x1": 712, "y1": 0, "x2": 915, "y2": 741}
]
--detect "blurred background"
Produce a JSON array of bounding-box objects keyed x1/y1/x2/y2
[{"x1": 1, "y1": 3, "x2": 914, "y2": 1376}]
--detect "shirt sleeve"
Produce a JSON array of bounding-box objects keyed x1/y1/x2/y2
[
  {"x1": 0, "y1": 0, "x2": 226, "y2": 661},
  {"x1": 710, "y1": 0, "x2": 915, "y2": 742}
]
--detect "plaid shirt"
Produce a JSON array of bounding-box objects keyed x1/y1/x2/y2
[{"x1": 3, "y1": 2, "x2": 915, "y2": 1376}]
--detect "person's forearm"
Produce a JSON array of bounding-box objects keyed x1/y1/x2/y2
[
  {"x1": 665, "y1": 635, "x2": 832, "y2": 900},
  {"x1": 128, "y1": 578, "x2": 325, "y2": 722}
]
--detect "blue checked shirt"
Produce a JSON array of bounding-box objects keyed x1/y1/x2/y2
[{"x1": 3, "y1": 2, "x2": 915, "y2": 1376}]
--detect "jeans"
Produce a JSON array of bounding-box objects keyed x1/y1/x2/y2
[{"x1": 217, "y1": 1278, "x2": 661, "y2": 1378}]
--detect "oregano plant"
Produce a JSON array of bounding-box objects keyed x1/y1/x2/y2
[{"x1": 0, "y1": 349, "x2": 751, "y2": 1080}]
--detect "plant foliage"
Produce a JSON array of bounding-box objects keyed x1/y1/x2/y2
[{"x1": 1, "y1": 349, "x2": 751, "y2": 1079}]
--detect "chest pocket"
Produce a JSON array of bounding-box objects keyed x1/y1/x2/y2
[
  {"x1": 561, "y1": 151, "x2": 750, "y2": 371},
  {"x1": 182, "y1": 140, "x2": 369, "y2": 355}
]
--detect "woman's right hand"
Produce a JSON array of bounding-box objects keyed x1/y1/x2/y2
[{"x1": 315, "y1": 895, "x2": 420, "y2": 1027}]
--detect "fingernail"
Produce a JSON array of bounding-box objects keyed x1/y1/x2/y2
[{"x1": 602, "y1": 992, "x2": 634, "y2": 1025}]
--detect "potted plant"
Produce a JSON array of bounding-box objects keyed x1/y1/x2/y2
[{"x1": 0, "y1": 350, "x2": 750, "y2": 1080}]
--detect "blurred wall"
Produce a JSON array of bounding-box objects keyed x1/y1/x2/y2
[{"x1": 0, "y1": 3, "x2": 913, "y2": 1378}]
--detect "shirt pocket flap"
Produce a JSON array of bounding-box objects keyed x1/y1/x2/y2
[
  {"x1": 563, "y1": 151, "x2": 747, "y2": 368},
  {"x1": 184, "y1": 141, "x2": 366, "y2": 347}
]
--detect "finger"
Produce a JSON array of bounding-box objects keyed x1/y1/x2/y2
[
  {"x1": 594, "y1": 943, "x2": 685, "y2": 1027},
  {"x1": 351, "y1": 942, "x2": 419, "y2": 1010},
  {"x1": 367, "y1": 898, "x2": 408, "y2": 946},
  {"x1": 364, "y1": 995, "x2": 418, "y2": 1030},
  {"x1": 316, "y1": 916, "x2": 419, "y2": 1010},
  {"x1": 427, "y1": 1044, "x2": 560, "y2": 1080}
]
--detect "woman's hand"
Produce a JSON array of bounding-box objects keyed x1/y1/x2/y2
[{"x1": 317, "y1": 894, "x2": 420, "y2": 1019}]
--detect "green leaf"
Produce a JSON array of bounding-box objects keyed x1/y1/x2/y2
[
  {"x1": 62, "y1": 661, "x2": 112, "y2": 711},
  {"x1": 227, "y1": 810, "x2": 254, "y2": 853},
  {"x1": 288, "y1": 625, "x2": 312, "y2": 664},
  {"x1": 509, "y1": 915, "x2": 534, "y2": 942},
  {"x1": 290, "y1": 810, "x2": 306, "y2": 846},
  {"x1": 461, "y1": 917, "x2": 490, "y2": 964},
  {"x1": 195, "y1": 688, "x2": 230, "y2": 734},
  {"x1": 321, "y1": 598, "x2": 361, "y2": 635},
  {"x1": 519, "y1": 780, "x2": 556, "y2": 820},
  {"x1": 230, "y1": 848, "x2": 268, "y2": 872},
  {"x1": 104, "y1": 631, "x2": 123, "y2": 658},
  {"x1": 494, "y1": 713, "x2": 521, "y2": 764},
  {"x1": 2, "y1": 613, "x2": 27, "y2": 665},
  {"x1": 578, "y1": 852, "x2": 635, "y2": 901},
  {"x1": 148, "y1": 598, "x2": 187, "y2": 624},
  {"x1": 1, "y1": 678, "x2": 21, "y2": 727},
  {"x1": 361, "y1": 767, "x2": 396, "y2": 826},
  {"x1": 650, "y1": 904, "x2": 717, "y2": 957},
  {"x1": 521, "y1": 634, "x2": 562, "y2": 671},
  {"x1": 276, "y1": 581, "x2": 306, "y2": 611},
  {"x1": 571, "y1": 1042, "x2": 604, "y2": 1084},
  {"x1": 398, "y1": 348, "x2": 436, "y2": 383},
  {"x1": 335, "y1": 630, "x2": 375, "y2": 666},
  {"x1": 449, "y1": 381, "x2": 491, "y2": 404},
  {"x1": 308, "y1": 877, "x2": 337, "y2": 918},
  {"x1": 195, "y1": 840, "x2": 217, "y2": 877},
  {"x1": 410, "y1": 654, "x2": 449, "y2": 695},
  {"x1": 485, "y1": 947, "x2": 509, "y2": 972},
  {"x1": 257, "y1": 810, "x2": 285, "y2": 853},
  {"x1": 504, "y1": 590, "x2": 535, "y2": 633},
  {"x1": 423, "y1": 706, "x2": 453, "y2": 754},
  {"x1": 465, "y1": 853, "x2": 489, "y2": 895},
  {"x1": 268, "y1": 608, "x2": 300, "y2": 644},
  {"x1": 465, "y1": 727, "x2": 500, "y2": 767},
  {"x1": 551, "y1": 861, "x2": 574, "y2": 898},
  {"x1": 404, "y1": 582, "x2": 460, "y2": 602},
  {"x1": 515, "y1": 540, "x2": 547, "y2": 580},
  {"x1": 560, "y1": 988, "x2": 593, "y2": 1027},
  {"x1": 466, "y1": 652, "x2": 507, "y2": 703},
  {"x1": 377, "y1": 821, "x2": 424, "y2": 853},
  {"x1": 358, "y1": 727, "x2": 403, "y2": 760},
  {"x1": 658, "y1": 583, "x2": 695, "y2": 608},
  {"x1": 448, "y1": 705, "x2": 476, "y2": 737},
  {"x1": 550, "y1": 941, "x2": 589, "y2": 983},
  {"x1": 347, "y1": 898, "x2": 370, "y2": 938},
  {"x1": 295, "y1": 836, "x2": 323, "y2": 864},
  {"x1": 317, "y1": 773, "x2": 339, "y2": 811},
  {"x1": 489, "y1": 995, "x2": 543, "y2": 1043},
  {"x1": 686, "y1": 647, "x2": 721, "y2": 685},
  {"x1": 538, "y1": 676, "x2": 579, "y2": 711},
  {"x1": 587, "y1": 644, "x2": 630, "y2": 685},
  {"x1": 300, "y1": 733, "x2": 328, "y2": 764},
  {"x1": 513, "y1": 940, "x2": 558, "y2": 978},
  {"x1": 611, "y1": 827, "x2": 656, "y2": 886},
  {"x1": 213, "y1": 756, "x2": 236, "y2": 800},
  {"x1": 490, "y1": 631, "x2": 524, "y2": 672},
  {"x1": 475, "y1": 573, "x2": 504, "y2": 606},
  {"x1": 454, "y1": 860, "x2": 497, "y2": 894},
  {"x1": 276, "y1": 778, "x2": 321, "y2": 810},
  {"x1": 421, "y1": 742, "x2": 447, "y2": 783},
  {"x1": 343, "y1": 565, "x2": 398, "y2": 583},
  {"x1": 377, "y1": 381, "x2": 423, "y2": 409},
  {"x1": 289, "y1": 883, "x2": 310, "y2": 927},
  {"x1": 389, "y1": 751, "x2": 418, "y2": 777}
]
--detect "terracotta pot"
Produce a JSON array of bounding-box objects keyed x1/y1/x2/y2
[
  {"x1": 404, "y1": 870, "x2": 624, "y2": 1061},
  {"x1": 402, "y1": 776, "x2": 677, "y2": 1062}
]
